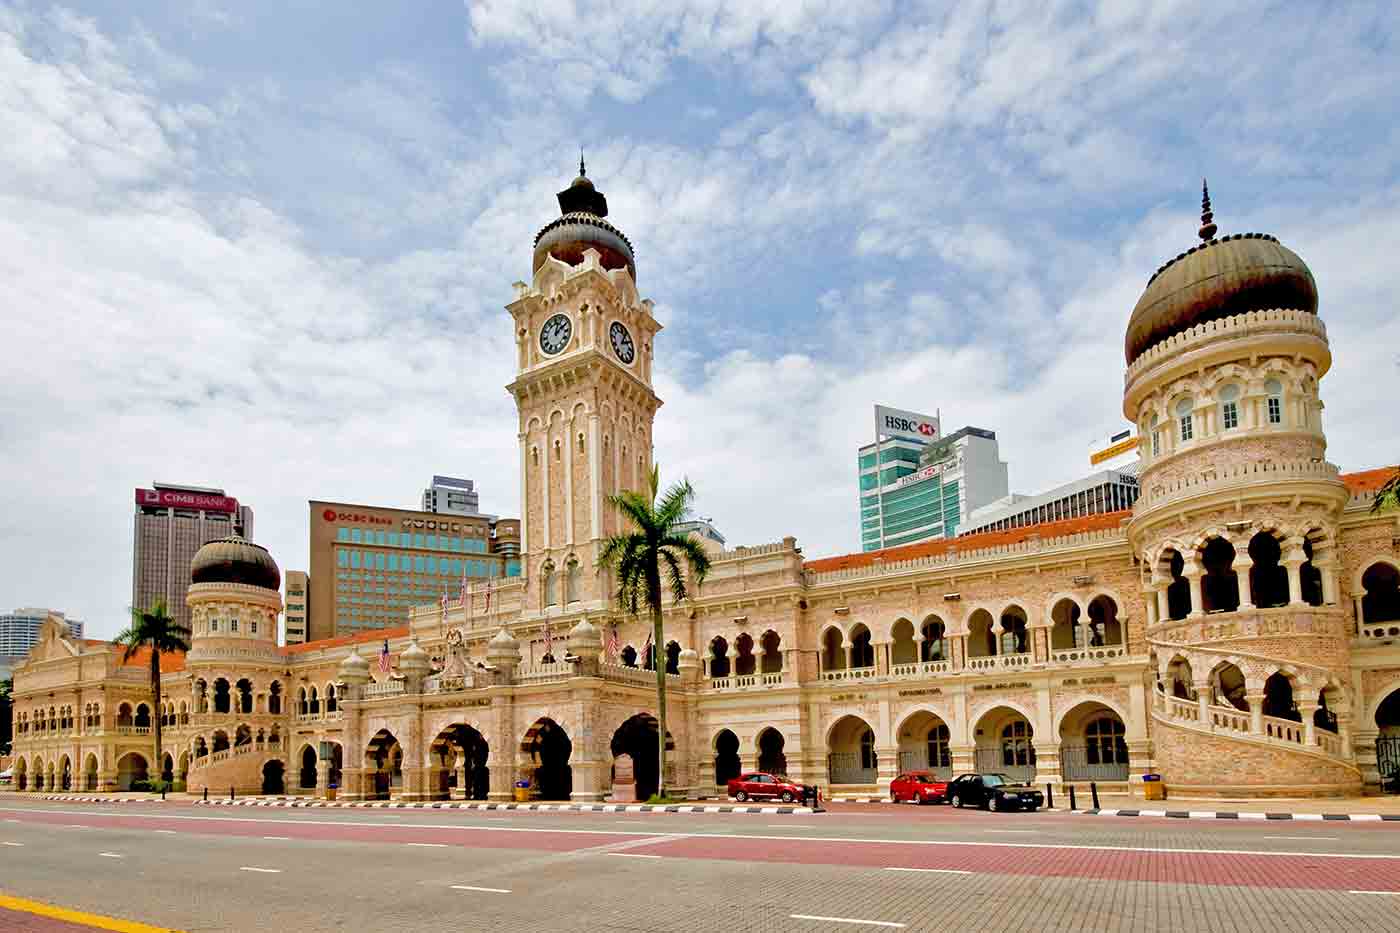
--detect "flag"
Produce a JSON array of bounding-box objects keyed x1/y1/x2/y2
[
  {"x1": 440, "y1": 591, "x2": 448, "y2": 618},
  {"x1": 543, "y1": 615, "x2": 554, "y2": 659},
  {"x1": 642, "y1": 629, "x2": 653, "y2": 670},
  {"x1": 606, "y1": 623, "x2": 620, "y2": 661},
  {"x1": 459, "y1": 563, "x2": 469, "y2": 607},
  {"x1": 378, "y1": 639, "x2": 391, "y2": 674},
  {"x1": 484, "y1": 578, "x2": 493, "y2": 613}
]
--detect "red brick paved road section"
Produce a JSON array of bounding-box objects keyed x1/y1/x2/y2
[{"x1": 9, "y1": 805, "x2": 1399, "y2": 894}]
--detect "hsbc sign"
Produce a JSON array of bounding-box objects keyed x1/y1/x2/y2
[{"x1": 874, "y1": 405, "x2": 940, "y2": 442}]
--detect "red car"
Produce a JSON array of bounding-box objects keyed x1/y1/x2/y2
[
  {"x1": 727, "y1": 771, "x2": 809, "y2": 803},
  {"x1": 890, "y1": 771, "x2": 949, "y2": 804}
]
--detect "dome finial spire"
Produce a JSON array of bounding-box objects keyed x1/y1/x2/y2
[
  {"x1": 1198, "y1": 177, "x2": 1218, "y2": 241},
  {"x1": 579, "y1": 147, "x2": 586, "y2": 179}
]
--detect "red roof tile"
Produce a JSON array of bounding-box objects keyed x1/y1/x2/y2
[
  {"x1": 1340, "y1": 466, "x2": 1398, "y2": 494},
  {"x1": 805, "y1": 510, "x2": 1131, "y2": 574},
  {"x1": 281, "y1": 625, "x2": 411, "y2": 656}
]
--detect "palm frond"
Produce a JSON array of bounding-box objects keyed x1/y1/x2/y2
[
  {"x1": 654, "y1": 478, "x2": 695, "y2": 530},
  {"x1": 1371, "y1": 468, "x2": 1400, "y2": 514},
  {"x1": 658, "y1": 547, "x2": 688, "y2": 604},
  {"x1": 608, "y1": 489, "x2": 660, "y2": 535},
  {"x1": 660, "y1": 533, "x2": 712, "y2": 586}
]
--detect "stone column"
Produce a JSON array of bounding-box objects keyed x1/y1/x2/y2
[
  {"x1": 875, "y1": 745, "x2": 898, "y2": 792},
  {"x1": 455, "y1": 761, "x2": 470, "y2": 800},
  {"x1": 875, "y1": 642, "x2": 890, "y2": 676},
  {"x1": 1335, "y1": 712, "x2": 1354, "y2": 760},
  {"x1": 1182, "y1": 560, "x2": 1204, "y2": 617},
  {"x1": 1145, "y1": 590, "x2": 1159, "y2": 627},
  {"x1": 1193, "y1": 679, "x2": 1212, "y2": 726},
  {"x1": 1233, "y1": 554, "x2": 1255, "y2": 609},
  {"x1": 1317, "y1": 560, "x2": 1339, "y2": 605},
  {"x1": 1245, "y1": 692, "x2": 1265, "y2": 735},
  {"x1": 486, "y1": 743, "x2": 513, "y2": 802},
  {"x1": 316, "y1": 758, "x2": 331, "y2": 799},
  {"x1": 1283, "y1": 541, "x2": 1307, "y2": 606},
  {"x1": 844, "y1": 641, "x2": 854, "y2": 670},
  {"x1": 1300, "y1": 703, "x2": 1319, "y2": 747},
  {"x1": 1034, "y1": 741, "x2": 1061, "y2": 787},
  {"x1": 949, "y1": 744, "x2": 976, "y2": 775},
  {"x1": 1155, "y1": 586, "x2": 1170, "y2": 624}
]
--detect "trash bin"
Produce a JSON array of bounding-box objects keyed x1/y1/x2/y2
[
  {"x1": 325, "y1": 787, "x2": 337, "y2": 801},
  {"x1": 1141, "y1": 773, "x2": 1165, "y2": 801},
  {"x1": 514, "y1": 780, "x2": 532, "y2": 803}
]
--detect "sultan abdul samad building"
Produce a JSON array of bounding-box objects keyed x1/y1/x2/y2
[{"x1": 10, "y1": 175, "x2": 1400, "y2": 801}]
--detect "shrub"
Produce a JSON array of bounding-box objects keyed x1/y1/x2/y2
[{"x1": 130, "y1": 780, "x2": 151, "y2": 792}]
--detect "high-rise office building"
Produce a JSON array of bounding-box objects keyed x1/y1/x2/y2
[
  {"x1": 308, "y1": 500, "x2": 521, "y2": 642},
  {"x1": 422, "y1": 476, "x2": 483, "y2": 516},
  {"x1": 1, "y1": 608, "x2": 83, "y2": 678},
  {"x1": 283, "y1": 570, "x2": 309, "y2": 645},
  {"x1": 132, "y1": 484, "x2": 252, "y2": 629},
  {"x1": 858, "y1": 408, "x2": 1009, "y2": 551}
]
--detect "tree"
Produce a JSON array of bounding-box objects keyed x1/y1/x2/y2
[
  {"x1": 0, "y1": 678, "x2": 12, "y2": 757},
  {"x1": 1371, "y1": 468, "x2": 1400, "y2": 514},
  {"x1": 115, "y1": 600, "x2": 191, "y2": 786},
  {"x1": 597, "y1": 465, "x2": 711, "y2": 800}
]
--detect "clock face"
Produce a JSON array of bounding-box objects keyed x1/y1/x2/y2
[
  {"x1": 539, "y1": 313, "x2": 572, "y2": 355},
  {"x1": 609, "y1": 321, "x2": 636, "y2": 364}
]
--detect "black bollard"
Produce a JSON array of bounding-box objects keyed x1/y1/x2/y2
[
  {"x1": 1090, "y1": 781, "x2": 1100, "y2": 809},
  {"x1": 1068, "y1": 785, "x2": 1077, "y2": 810},
  {"x1": 203, "y1": 786, "x2": 208, "y2": 802},
  {"x1": 1045, "y1": 783, "x2": 1054, "y2": 809},
  {"x1": 161, "y1": 785, "x2": 166, "y2": 801},
  {"x1": 230, "y1": 785, "x2": 235, "y2": 801}
]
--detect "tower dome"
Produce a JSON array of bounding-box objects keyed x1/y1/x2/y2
[
  {"x1": 190, "y1": 535, "x2": 281, "y2": 591},
  {"x1": 1124, "y1": 182, "x2": 1317, "y2": 364},
  {"x1": 532, "y1": 158, "x2": 636, "y2": 281}
]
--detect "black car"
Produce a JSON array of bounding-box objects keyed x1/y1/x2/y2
[{"x1": 947, "y1": 773, "x2": 1043, "y2": 811}]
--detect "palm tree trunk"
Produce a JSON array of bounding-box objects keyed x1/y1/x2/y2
[
  {"x1": 651, "y1": 601, "x2": 666, "y2": 800},
  {"x1": 150, "y1": 649, "x2": 163, "y2": 787}
]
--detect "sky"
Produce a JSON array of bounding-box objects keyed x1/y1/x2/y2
[{"x1": 2, "y1": 1, "x2": 1397, "y2": 640}]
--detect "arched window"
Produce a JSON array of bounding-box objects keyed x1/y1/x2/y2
[
  {"x1": 734, "y1": 633, "x2": 756, "y2": 676},
  {"x1": 268, "y1": 682, "x2": 282, "y2": 715},
  {"x1": 1362, "y1": 563, "x2": 1400, "y2": 626},
  {"x1": 620, "y1": 645, "x2": 638, "y2": 668},
  {"x1": 1149, "y1": 414, "x2": 1161, "y2": 457},
  {"x1": 1000, "y1": 720, "x2": 1034, "y2": 767},
  {"x1": 665, "y1": 641, "x2": 681, "y2": 675},
  {"x1": 1165, "y1": 550, "x2": 1191, "y2": 620},
  {"x1": 927, "y1": 723, "x2": 951, "y2": 769},
  {"x1": 921, "y1": 618, "x2": 947, "y2": 661},
  {"x1": 1249, "y1": 533, "x2": 1289, "y2": 608},
  {"x1": 1200, "y1": 537, "x2": 1240, "y2": 613},
  {"x1": 760, "y1": 630, "x2": 782, "y2": 673},
  {"x1": 859, "y1": 727, "x2": 877, "y2": 771},
  {"x1": 709, "y1": 637, "x2": 730, "y2": 678},
  {"x1": 326, "y1": 684, "x2": 337, "y2": 713},
  {"x1": 564, "y1": 559, "x2": 580, "y2": 604},
  {"x1": 1219, "y1": 384, "x2": 1240, "y2": 430},
  {"x1": 1175, "y1": 397, "x2": 1194, "y2": 443},
  {"x1": 849, "y1": 625, "x2": 874, "y2": 668},
  {"x1": 1085, "y1": 718, "x2": 1127, "y2": 765},
  {"x1": 542, "y1": 562, "x2": 557, "y2": 608},
  {"x1": 1265, "y1": 378, "x2": 1284, "y2": 425}
]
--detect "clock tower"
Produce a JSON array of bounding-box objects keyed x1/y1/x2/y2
[{"x1": 506, "y1": 164, "x2": 663, "y2": 616}]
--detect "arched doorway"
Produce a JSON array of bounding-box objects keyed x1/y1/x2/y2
[
  {"x1": 59, "y1": 755, "x2": 72, "y2": 791},
  {"x1": 366, "y1": 729, "x2": 402, "y2": 800},
  {"x1": 212, "y1": 730, "x2": 230, "y2": 753},
  {"x1": 522, "y1": 718, "x2": 571, "y2": 800},
  {"x1": 897, "y1": 711, "x2": 951, "y2": 779},
  {"x1": 84, "y1": 754, "x2": 99, "y2": 791},
  {"x1": 714, "y1": 730, "x2": 741, "y2": 785},
  {"x1": 116, "y1": 753, "x2": 148, "y2": 791},
  {"x1": 757, "y1": 728, "x2": 787, "y2": 775},
  {"x1": 1263, "y1": 672, "x2": 1299, "y2": 721},
  {"x1": 1376, "y1": 689, "x2": 1400, "y2": 792},
  {"x1": 974, "y1": 707, "x2": 1036, "y2": 783},
  {"x1": 31, "y1": 757, "x2": 43, "y2": 791},
  {"x1": 299, "y1": 745, "x2": 318, "y2": 790},
  {"x1": 1059, "y1": 701, "x2": 1129, "y2": 781},
  {"x1": 262, "y1": 760, "x2": 285, "y2": 795},
  {"x1": 610, "y1": 714, "x2": 673, "y2": 800},
  {"x1": 429, "y1": 724, "x2": 489, "y2": 801},
  {"x1": 1209, "y1": 661, "x2": 1248, "y2": 711},
  {"x1": 177, "y1": 752, "x2": 189, "y2": 786},
  {"x1": 161, "y1": 753, "x2": 174, "y2": 784},
  {"x1": 827, "y1": 715, "x2": 876, "y2": 785},
  {"x1": 14, "y1": 759, "x2": 27, "y2": 792}
]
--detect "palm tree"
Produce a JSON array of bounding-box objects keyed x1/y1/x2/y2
[
  {"x1": 115, "y1": 600, "x2": 191, "y2": 786},
  {"x1": 1371, "y1": 468, "x2": 1400, "y2": 514},
  {"x1": 597, "y1": 465, "x2": 711, "y2": 800}
]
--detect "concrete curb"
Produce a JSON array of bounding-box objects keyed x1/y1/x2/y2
[
  {"x1": 28, "y1": 793, "x2": 817, "y2": 815},
  {"x1": 192, "y1": 798, "x2": 818, "y2": 815},
  {"x1": 1076, "y1": 807, "x2": 1400, "y2": 822}
]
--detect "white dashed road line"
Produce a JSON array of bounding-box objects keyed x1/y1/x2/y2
[
  {"x1": 1350, "y1": 890, "x2": 1400, "y2": 896},
  {"x1": 3, "y1": 842, "x2": 23, "y2": 847},
  {"x1": 263, "y1": 836, "x2": 291, "y2": 841},
  {"x1": 984, "y1": 830, "x2": 1038, "y2": 834},
  {"x1": 790, "y1": 914, "x2": 906, "y2": 928},
  {"x1": 98, "y1": 852, "x2": 122, "y2": 858},
  {"x1": 155, "y1": 830, "x2": 177, "y2": 834},
  {"x1": 451, "y1": 885, "x2": 511, "y2": 894},
  {"x1": 1263, "y1": 835, "x2": 1339, "y2": 841},
  {"x1": 608, "y1": 853, "x2": 662, "y2": 859},
  {"x1": 884, "y1": 867, "x2": 972, "y2": 875},
  {"x1": 405, "y1": 843, "x2": 447, "y2": 848},
  {"x1": 239, "y1": 866, "x2": 281, "y2": 873}
]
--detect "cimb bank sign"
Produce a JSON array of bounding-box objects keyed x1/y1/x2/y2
[{"x1": 874, "y1": 405, "x2": 939, "y2": 443}]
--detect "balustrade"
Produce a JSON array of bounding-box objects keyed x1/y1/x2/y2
[
  {"x1": 1263, "y1": 716, "x2": 1304, "y2": 744},
  {"x1": 820, "y1": 665, "x2": 876, "y2": 682},
  {"x1": 966, "y1": 653, "x2": 1031, "y2": 671},
  {"x1": 1050, "y1": 645, "x2": 1126, "y2": 664},
  {"x1": 891, "y1": 660, "x2": 951, "y2": 677},
  {"x1": 362, "y1": 680, "x2": 406, "y2": 699}
]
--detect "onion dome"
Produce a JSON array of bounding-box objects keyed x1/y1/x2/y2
[
  {"x1": 398, "y1": 639, "x2": 430, "y2": 675},
  {"x1": 1125, "y1": 181, "x2": 1318, "y2": 364},
  {"x1": 566, "y1": 618, "x2": 602, "y2": 653},
  {"x1": 337, "y1": 646, "x2": 371, "y2": 684},
  {"x1": 532, "y1": 157, "x2": 636, "y2": 281},
  {"x1": 190, "y1": 535, "x2": 281, "y2": 591}
]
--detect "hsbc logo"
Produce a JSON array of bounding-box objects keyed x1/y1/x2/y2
[{"x1": 884, "y1": 415, "x2": 935, "y2": 436}]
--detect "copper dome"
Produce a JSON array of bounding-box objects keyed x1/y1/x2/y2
[
  {"x1": 532, "y1": 165, "x2": 635, "y2": 281},
  {"x1": 1125, "y1": 185, "x2": 1317, "y2": 364},
  {"x1": 190, "y1": 535, "x2": 281, "y2": 591}
]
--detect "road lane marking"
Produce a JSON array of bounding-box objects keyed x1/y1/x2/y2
[
  {"x1": 608, "y1": 852, "x2": 662, "y2": 859},
  {"x1": 99, "y1": 852, "x2": 123, "y2": 858},
  {"x1": 1263, "y1": 835, "x2": 1339, "y2": 841},
  {"x1": 3, "y1": 841, "x2": 23, "y2": 847},
  {"x1": 984, "y1": 830, "x2": 1038, "y2": 834},
  {"x1": 884, "y1": 867, "x2": 972, "y2": 875},
  {"x1": 451, "y1": 885, "x2": 511, "y2": 894},
  {"x1": 1349, "y1": 890, "x2": 1400, "y2": 895},
  {"x1": 155, "y1": 830, "x2": 177, "y2": 834},
  {"x1": 239, "y1": 866, "x2": 281, "y2": 873},
  {"x1": 406, "y1": 842, "x2": 448, "y2": 847},
  {"x1": 262, "y1": 836, "x2": 291, "y2": 840},
  {"x1": 6, "y1": 807, "x2": 1397, "y2": 862},
  {"x1": 0, "y1": 892, "x2": 182, "y2": 932},
  {"x1": 790, "y1": 914, "x2": 905, "y2": 928}
]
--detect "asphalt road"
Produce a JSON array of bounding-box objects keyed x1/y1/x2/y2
[{"x1": 1, "y1": 798, "x2": 1399, "y2": 932}]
